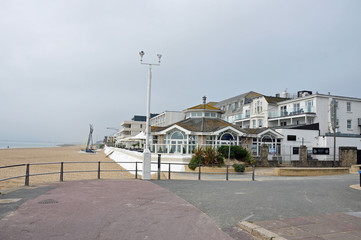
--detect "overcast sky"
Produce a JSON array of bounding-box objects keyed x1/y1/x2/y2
[{"x1": 1, "y1": 0, "x2": 361, "y2": 143}]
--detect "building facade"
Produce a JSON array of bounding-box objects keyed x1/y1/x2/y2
[{"x1": 150, "y1": 111, "x2": 185, "y2": 127}]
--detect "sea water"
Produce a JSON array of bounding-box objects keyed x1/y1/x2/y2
[{"x1": 0, "y1": 140, "x2": 61, "y2": 149}]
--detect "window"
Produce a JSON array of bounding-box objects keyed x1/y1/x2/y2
[
  {"x1": 254, "y1": 101, "x2": 262, "y2": 113},
  {"x1": 258, "y1": 119, "x2": 263, "y2": 127},
  {"x1": 280, "y1": 106, "x2": 287, "y2": 116},
  {"x1": 293, "y1": 103, "x2": 300, "y2": 113},
  {"x1": 347, "y1": 102, "x2": 351, "y2": 112},
  {"x1": 307, "y1": 118, "x2": 314, "y2": 124},
  {"x1": 245, "y1": 110, "x2": 250, "y2": 117},
  {"x1": 140, "y1": 124, "x2": 143, "y2": 128},
  {"x1": 306, "y1": 100, "x2": 313, "y2": 112},
  {"x1": 347, "y1": 120, "x2": 352, "y2": 129},
  {"x1": 205, "y1": 112, "x2": 210, "y2": 117},
  {"x1": 252, "y1": 120, "x2": 256, "y2": 128},
  {"x1": 280, "y1": 121, "x2": 287, "y2": 126},
  {"x1": 232, "y1": 103, "x2": 236, "y2": 111},
  {"x1": 287, "y1": 135, "x2": 296, "y2": 141},
  {"x1": 293, "y1": 147, "x2": 299, "y2": 155}
]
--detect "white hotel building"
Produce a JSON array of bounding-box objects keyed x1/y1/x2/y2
[{"x1": 216, "y1": 90, "x2": 361, "y2": 161}]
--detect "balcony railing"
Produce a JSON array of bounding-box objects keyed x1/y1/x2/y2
[
  {"x1": 234, "y1": 113, "x2": 250, "y2": 121},
  {"x1": 269, "y1": 106, "x2": 315, "y2": 118}
]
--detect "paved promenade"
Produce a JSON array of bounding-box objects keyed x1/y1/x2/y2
[
  {"x1": 0, "y1": 179, "x2": 244, "y2": 240},
  {"x1": 239, "y1": 212, "x2": 361, "y2": 240},
  {"x1": 156, "y1": 174, "x2": 361, "y2": 240},
  {"x1": 1, "y1": 174, "x2": 360, "y2": 239}
]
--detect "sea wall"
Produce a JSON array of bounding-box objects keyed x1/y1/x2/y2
[{"x1": 104, "y1": 146, "x2": 191, "y2": 175}]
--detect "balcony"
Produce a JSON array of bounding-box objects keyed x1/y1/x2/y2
[
  {"x1": 234, "y1": 113, "x2": 250, "y2": 121},
  {"x1": 269, "y1": 106, "x2": 315, "y2": 118}
]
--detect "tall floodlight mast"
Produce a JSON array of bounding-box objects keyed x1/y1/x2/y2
[{"x1": 139, "y1": 51, "x2": 162, "y2": 180}]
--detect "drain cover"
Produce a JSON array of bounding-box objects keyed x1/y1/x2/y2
[{"x1": 38, "y1": 199, "x2": 58, "y2": 204}]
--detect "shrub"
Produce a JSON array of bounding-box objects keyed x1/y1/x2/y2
[
  {"x1": 188, "y1": 156, "x2": 201, "y2": 170},
  {"x1": 233, "y1": 164, "x2": 245, "y2": 172},
  {"x1": 218, "y1": 145, "x2": 234, "y2": 159},
  {"x1": 188, "y1": 146, "x2": 224, "y2": 170},
  {"x1": 244, "y1": 152, "x2": 255, "y2": 165},
  {"x1": 217, "y1": 145, "x2": 254, "y2": 164},
  {"x1": 232, "y1": 146, "x2": 248, "y2": 160}
]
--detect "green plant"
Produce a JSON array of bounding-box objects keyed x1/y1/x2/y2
[
  {"x1": 218, "y1": 145, "x2": 234, "y2": 159},
  {"x1": 232, "y1": 146, "x2": 248, "y2": 160},
  {"x1": 233, "y1": 163, "x2": 245, "y2": 172},
  {"x1": 132, "y1": 142, "x2": 139, "y2": 148},
  {"x1": 188, "y1": 156, "x2": 201, "y2": 170},
  {"x1": 244, "y1": 152, "x2": 255, "y2": 165},
  {"x1": 188, "y1": 146, "x2": 224, "y2": 170}
]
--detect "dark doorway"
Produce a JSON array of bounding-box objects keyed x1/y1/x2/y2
[{"x1": 357, "y1": 150, "x2": 361, "y2": 164}]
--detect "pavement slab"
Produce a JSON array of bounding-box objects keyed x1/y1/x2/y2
[
  {"x1": 0, "y1": 179, "x2": 237, "y2": 240},
  {"x1": 252, "y1": 213, "x2": 361, "y2": 240}
]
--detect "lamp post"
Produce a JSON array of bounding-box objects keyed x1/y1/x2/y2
[{"x1": 139, "y1": 51, "x2": 162, "y2": 180}]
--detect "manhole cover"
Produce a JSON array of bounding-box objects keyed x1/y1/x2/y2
[{"x1": 38, "y1": 199, "x2": 58, "y2": 204}]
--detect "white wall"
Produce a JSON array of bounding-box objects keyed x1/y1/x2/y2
[{"x1": 276, "y1": 129, "x2": 319, "y2": 161}]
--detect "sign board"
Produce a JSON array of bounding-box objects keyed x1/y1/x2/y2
[
  {"x1": 269, "y1": 148, "x2": 276, "y2": 154},
  {"x1": 312, "y1": 147, "x2": 330, "y2": 155}
]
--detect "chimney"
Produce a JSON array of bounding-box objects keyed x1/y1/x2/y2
[
  {"x1": 203, "y1": 96, "x2": 207, "y2": 104},
  {"x1": 275, "y1": 93, "x2": 280, "y2": 98}
]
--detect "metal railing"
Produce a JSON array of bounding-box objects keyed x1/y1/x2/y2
[{"x1": 0, "y1": 161, "x2": 255, "y2": 187}]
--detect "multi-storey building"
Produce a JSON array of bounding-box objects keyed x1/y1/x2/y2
[
  {"x1": 215, "y1": 91, "x2": 288, "y2": 129},
  {"x1": 216, "y1": 90, "x2": 361, "y2": 160},
  {"x1": 150, "y1": 111, "x2": 185, "y2": 127},
  {"x1": 219, "y1": 90, "x2": 361, "y2": 136},
  {"x1": 268, "y1": 91, "x2": 361, "y2": 136},
  {"x1": 119, "y1": 114, "x2": 158, "y2": 139}
]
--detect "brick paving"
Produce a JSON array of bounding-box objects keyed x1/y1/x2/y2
[{"x1": 0, "y1": 179, "x2": 240, "y2": 240}]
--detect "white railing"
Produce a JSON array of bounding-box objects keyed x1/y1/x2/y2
[{"x1": 269, "y1": 106, "x2": 315, "y2": 118}]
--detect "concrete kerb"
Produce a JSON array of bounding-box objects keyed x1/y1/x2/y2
[
  {"x1": 238, "y1": 221, "x2": 287, "y2": 240},
  {"x1": 350, "y1": 184, "x2": 361, "y2": 190}
]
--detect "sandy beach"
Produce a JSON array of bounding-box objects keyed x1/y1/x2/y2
[{"x1": 0, "y1": 146, "x2": 133, "y2": 191}]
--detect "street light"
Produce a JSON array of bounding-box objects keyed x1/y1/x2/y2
[{"x1": 139, "y1": 51, "x2": 162, "y2": 180}]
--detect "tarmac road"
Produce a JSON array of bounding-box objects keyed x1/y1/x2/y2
[{"x1": 155, "y1": 174, "x2": 361, "y2": 228}]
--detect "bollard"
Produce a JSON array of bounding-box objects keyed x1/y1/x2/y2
[
  {"x1": 97, "y1": 161, "x2": 101, "y2": 179},
  {"x1": 25, "y1": 164, "x2": 30, "y2": 186},
  {"x1": 135, "y1": 162, "x2": 138, "y2": 179},
  {"x1": 168, "y1": 163, "x2": 171, "y2": 180},
  {"x1": 359, "y1": 166, "x2": 361, "y2": 187},
  {"x1": 226, "y1": 164, "x2": 229, "y2": 181},
  {"x1": 252, "y1": 163, "x2": 255, "y2": 181},
  {"x1": 60, "y1": 162, "x2": 64, "y2": 182},
  {"x1": 157, "y1": 154, "x2": 161, "y2": 180},
  {"x1": 198, "y1": 163, "x2": 201, "y2": 180}
]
